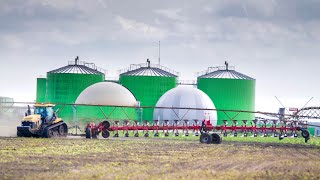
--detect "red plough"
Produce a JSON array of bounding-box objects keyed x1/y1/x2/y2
[{"x1": 85, "y1": 119, "x2": 311, "y2": 144}]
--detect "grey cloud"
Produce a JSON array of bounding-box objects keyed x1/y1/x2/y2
[
  {"x1": 0, "y1": 0, "x2": 320, "y2": 111},
  {"x1": 209, "y1": 0, "x2": 320, "y2": 22}
]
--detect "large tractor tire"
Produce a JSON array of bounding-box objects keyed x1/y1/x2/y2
[
  {"x1": 17, "y1": 130, "x2": 24, "y2": 137},
  {"x1": 43, "y1": 127, "x2": 54, "y2": 138},
  {"x1": 200, "y1": 133, "x2": 212, "y2": 144},
  {"x1": 58, "y1": 124, "x2": 68, "y2": 137}
]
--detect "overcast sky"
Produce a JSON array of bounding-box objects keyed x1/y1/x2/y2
[{"x1": 0, "y1": 0, "x2": 320, "y2": 112}]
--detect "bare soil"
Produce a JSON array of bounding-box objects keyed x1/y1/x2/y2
[{"x1": 0, "y1": 137, "x2": 319, "y2": 179}]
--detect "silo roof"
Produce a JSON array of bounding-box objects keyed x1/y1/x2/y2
[
  {"x1": 120, "y1": 60, "x2": 179, "y2": 77},
  {"x1": 48, "y1": 57, "x2": 105, "y2": 75},
  {"x1": 197, "y1": 62, "x2": 255, "y2": 80}
]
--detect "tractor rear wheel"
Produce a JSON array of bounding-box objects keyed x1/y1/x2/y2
[
  {"x1": 85, "y1": 127, "x2": 92, "y2": 139},
  {"x1": 211, "y1": 133, "x2": 222, "y2": 144},
  {"x1": 58, "y1": 124, "x2": 68, "y2": 137},
  {"x1": 200, "y1": 133, "x2": 212, "y2": 144},
  {"x1": 43, "y1": 127, "x2": 54, "y2": 138}
]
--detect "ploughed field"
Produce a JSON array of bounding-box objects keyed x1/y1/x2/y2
[{"x1": 0, "y1": 137, "x2": 320, "y2": 179}]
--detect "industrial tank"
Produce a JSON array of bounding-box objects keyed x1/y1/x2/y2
[
  {"x1": 75, "y1": 82, "x2": 138, "y2": 123},
  {"x1": 36, "y1": 77, "x2": 47, "y2": 103},
  {"x1": 153, "y1": 85, "x2": 217, "y2": 126},
  {"x1": 119, "y1": 60, "x2": 178, "y2": 122},
  {"x1": 197, "y1": 62, "x2": 255, "y2": 125},
  {"x1": 46, "y1": 58, "x2": 105, "y2": 121}
]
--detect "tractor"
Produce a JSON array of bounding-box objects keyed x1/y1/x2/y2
[{"x1": 17, "y1": 104, "x2": 68, "y2": 138}]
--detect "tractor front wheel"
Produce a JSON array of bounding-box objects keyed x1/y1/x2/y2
[{"x1": 17, "y1": 130, "x2": 24, "y2": 137}]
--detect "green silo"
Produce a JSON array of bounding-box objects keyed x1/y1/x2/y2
[
  {"x1": 197, "y1": 63, "x2": 255, "y2": 125},
  {"x1": 46, "y1": 58, "x2": 105, "y2": 121},
  {"x1": 119, "y1": 60, "x2": 178, "y2": 122},
  {"x1": 36, "y1": 77, "x2": 47, "y2": 103}
]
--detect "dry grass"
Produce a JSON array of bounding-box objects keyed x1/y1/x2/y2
[{"x1": 0, "y1": 137, "x2": 319, "y2": 180}]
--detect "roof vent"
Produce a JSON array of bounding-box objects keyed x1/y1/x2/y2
[
  {"x1": 147, "y1": 59, "x2": 151, "y2": 68},
  {"x1": 225, "y1": 61, "x2": 229, "y2": 70}
]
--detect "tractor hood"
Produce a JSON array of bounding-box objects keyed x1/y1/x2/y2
[{"x1": 23, "y1": 114, "x2": 41, "y2": 123}]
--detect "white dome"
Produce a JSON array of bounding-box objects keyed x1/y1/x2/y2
[
  {"x1": 153, "y1": 86, "x2": 217, "y2": 125},
  {"x1": 76, "y1": 82, "x2": 138, "y2": 107}
]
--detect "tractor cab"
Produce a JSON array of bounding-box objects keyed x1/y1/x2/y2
[
  {"x1": 34, "y1": 105, "x2": 54, "y2": 121},
  {"x1": 33, "y1": 104, "x2": 56, "y2": 123},
  {"x1": 22, "y1": 104, "x2": 56, "y2": 128}
]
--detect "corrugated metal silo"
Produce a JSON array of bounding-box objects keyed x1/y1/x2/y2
[
  {"x1": 119, "y1": 60, "x2": 178, "y2": 122},
  {"x1": 197, "y1": 62, "x2": 256, "y2": 125},
  {"x1": 46, "y1": 57, "x2": 105, "y2": 121},
  {"x1": 36, "y1": 77, "x2": 47, "y2": 103}
]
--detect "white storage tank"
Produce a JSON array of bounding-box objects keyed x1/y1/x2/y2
[{"x1": 153, "y1": 86, "x2": 217, "y2": 125}]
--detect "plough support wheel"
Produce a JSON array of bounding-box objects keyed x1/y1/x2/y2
[
  {"x1": 200, "y1": 133, "x2": 212, "y2": 144},
  {"x1": 102, "y1": 130, "x2": 110, "y2": 139},
  {"x1": 211, "y1": 133, "x2": 222, "y2": 144}
]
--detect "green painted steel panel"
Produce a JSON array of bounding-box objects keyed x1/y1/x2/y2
[
  {"x1": 119, "y1": 76, "x2": 177, "y2": 122},
  {"x1": 36, "y1": 78, "x2": 47, "y2": 103},
  {"x1": 46, "y1": 73, "x2": 104, "y2": 122},
  {"x1": 197, "y1": 78, "x2": 255, "y2": 125}
]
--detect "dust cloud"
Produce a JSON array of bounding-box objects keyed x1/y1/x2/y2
[{"x1": 0, "y1": 112, "x2": 23, "y2": 137}]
